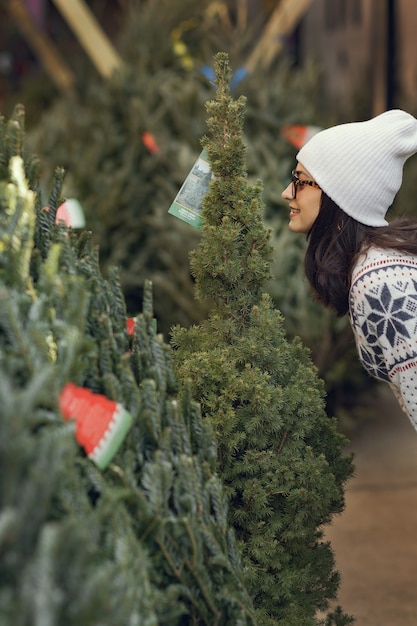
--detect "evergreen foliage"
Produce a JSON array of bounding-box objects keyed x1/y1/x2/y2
[
  {"x1": 0, "y1": 106, "x2": 256, "y2": 625},
  {"x1": 172, "y1": 53, "x2": 355, "y2": 626},
  {"x1": 24, "y1": 0, "x2": 368, "y2": 423},
  {"x1": 25, "y1": 0, "x2": 319, "y2": 331}
]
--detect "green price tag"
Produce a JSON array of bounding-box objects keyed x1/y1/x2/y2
[{"x1": 168, "y1": 149, "x2": 213, "y2": 228}]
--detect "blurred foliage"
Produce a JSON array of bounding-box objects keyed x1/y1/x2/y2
[
  {"x1": 26, "y1": 0, "x2": 322, "y2": 331},
  {"x1": 16, "y1": 0, "x2": 380, "y2": 427}
]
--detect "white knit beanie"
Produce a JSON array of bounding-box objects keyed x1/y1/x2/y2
[{"x1": 296, "y1": 109, "x2": 417, "y2": 226}]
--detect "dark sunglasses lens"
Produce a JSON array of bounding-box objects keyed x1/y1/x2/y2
[{"x1": 291, "y1": 173, "x2": 298, "y2": 199}]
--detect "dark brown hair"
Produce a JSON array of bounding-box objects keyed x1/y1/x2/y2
[{"x1": 304, "y1": 192, "x2": 417, "y2": 316}]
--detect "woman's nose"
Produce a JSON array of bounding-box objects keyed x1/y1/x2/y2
[{"x1": 281, "y1": 182, "x2": 293, "y2": 200}]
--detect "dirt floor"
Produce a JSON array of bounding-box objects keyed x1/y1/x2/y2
[{"x1": 324, "y1": 385, "x2": 417, "y2": 625}]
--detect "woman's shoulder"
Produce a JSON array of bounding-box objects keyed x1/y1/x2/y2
[{"x1": 351, "y1": 246, "x2": 417, "y2": 287}]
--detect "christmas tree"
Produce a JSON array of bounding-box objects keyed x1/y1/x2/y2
[
  {"x1": 172, "y1": 53, "x2": 354, "y2": 626},
  {"x1": 0, "y1": 105, "x2": 256, "y2": 625}
]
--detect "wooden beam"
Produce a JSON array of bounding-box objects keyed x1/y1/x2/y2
[
  {"x1": 371, "y1": 0, "x2": 389, "y2": 115},
  {"x1": 51, "y1": 0, "x2": 123, "y2": 79},
  {"x1": 245, "y1": 0, "x2": 313, "y2": 73},
  {"x1": 7, "y1": 0, "x2": 76, "y2": 95}
]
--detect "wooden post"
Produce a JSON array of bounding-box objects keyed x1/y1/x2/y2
[
  {"x1": 245, "y1": 0, "x2": 313, "y2": 74},
  {"x1": 371, "y1": 0, "x2": 388, "y2": 116},
  {"x1": 51, "y1": 0, "x2": 123, "y2": 79},
  {"x1": 7, "y1": 0, "x2": 76, "y2": 95}
]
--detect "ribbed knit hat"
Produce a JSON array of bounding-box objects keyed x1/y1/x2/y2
[{"x1": 296, "y1": 109, "x2": 417, "y2": 226}]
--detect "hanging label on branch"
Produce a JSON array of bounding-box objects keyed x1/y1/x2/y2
[
  {"x1": 168, "y1": 149, "x2": 213, "y2": 228},
  {"x1": 42, "y1": 198, "x2": 86, "y2": 228},
  {"x1": 59, "y1": 383, "x2": 133, "y2": 470},
  {"x1": 56, "y1": 198, "x2": 86, "y2": 228}
]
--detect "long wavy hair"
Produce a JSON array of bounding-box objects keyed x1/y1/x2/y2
[{"x1": 304, "y1": 192, "x2": 417, "y2": 317}]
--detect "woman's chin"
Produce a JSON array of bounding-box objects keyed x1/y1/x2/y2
[{"x1": 288, "y1": 219, "x2": 306, "y2": 234}]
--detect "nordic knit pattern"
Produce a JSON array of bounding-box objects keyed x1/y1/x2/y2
[{"x1": 349, "y1": 247, "x2": 417, "y2": 431}]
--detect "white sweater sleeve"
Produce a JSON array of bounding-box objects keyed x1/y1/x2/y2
[{"x1": 349, "y1": 248, "x2": 417, "y2": 431}]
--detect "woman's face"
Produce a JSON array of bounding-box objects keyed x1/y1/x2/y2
[{"x1": 281, "y1": 162, "x2": 322, "y2": 234}]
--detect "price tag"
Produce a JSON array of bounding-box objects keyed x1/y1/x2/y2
[{"x1": 168, "y1": 150, "x2": 213, "y2": 228}]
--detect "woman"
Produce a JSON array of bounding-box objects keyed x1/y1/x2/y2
[{"x1": 281, "y1": 109, "x2": 417, "y2": 431}]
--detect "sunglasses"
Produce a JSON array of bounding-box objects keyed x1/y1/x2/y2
[{"x1": 291, "y1": 170, "x2": 321, "y2": 199}]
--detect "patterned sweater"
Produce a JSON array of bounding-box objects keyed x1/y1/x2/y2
[{"x1": 349, "y1": 246, "x2": 417, "y2": 431}]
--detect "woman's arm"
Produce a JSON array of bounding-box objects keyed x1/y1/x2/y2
[{"x1": 349, "y1": 250, "x2": 417, "y2": 431}]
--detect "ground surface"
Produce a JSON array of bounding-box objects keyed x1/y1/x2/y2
[{"x1": 324, "y1": 385, "x2": 417, "y2": 625}]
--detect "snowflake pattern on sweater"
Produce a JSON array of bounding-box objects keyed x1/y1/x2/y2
[{"x1": 349, "y1": 247, "x2": 417, "y2": 431}]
